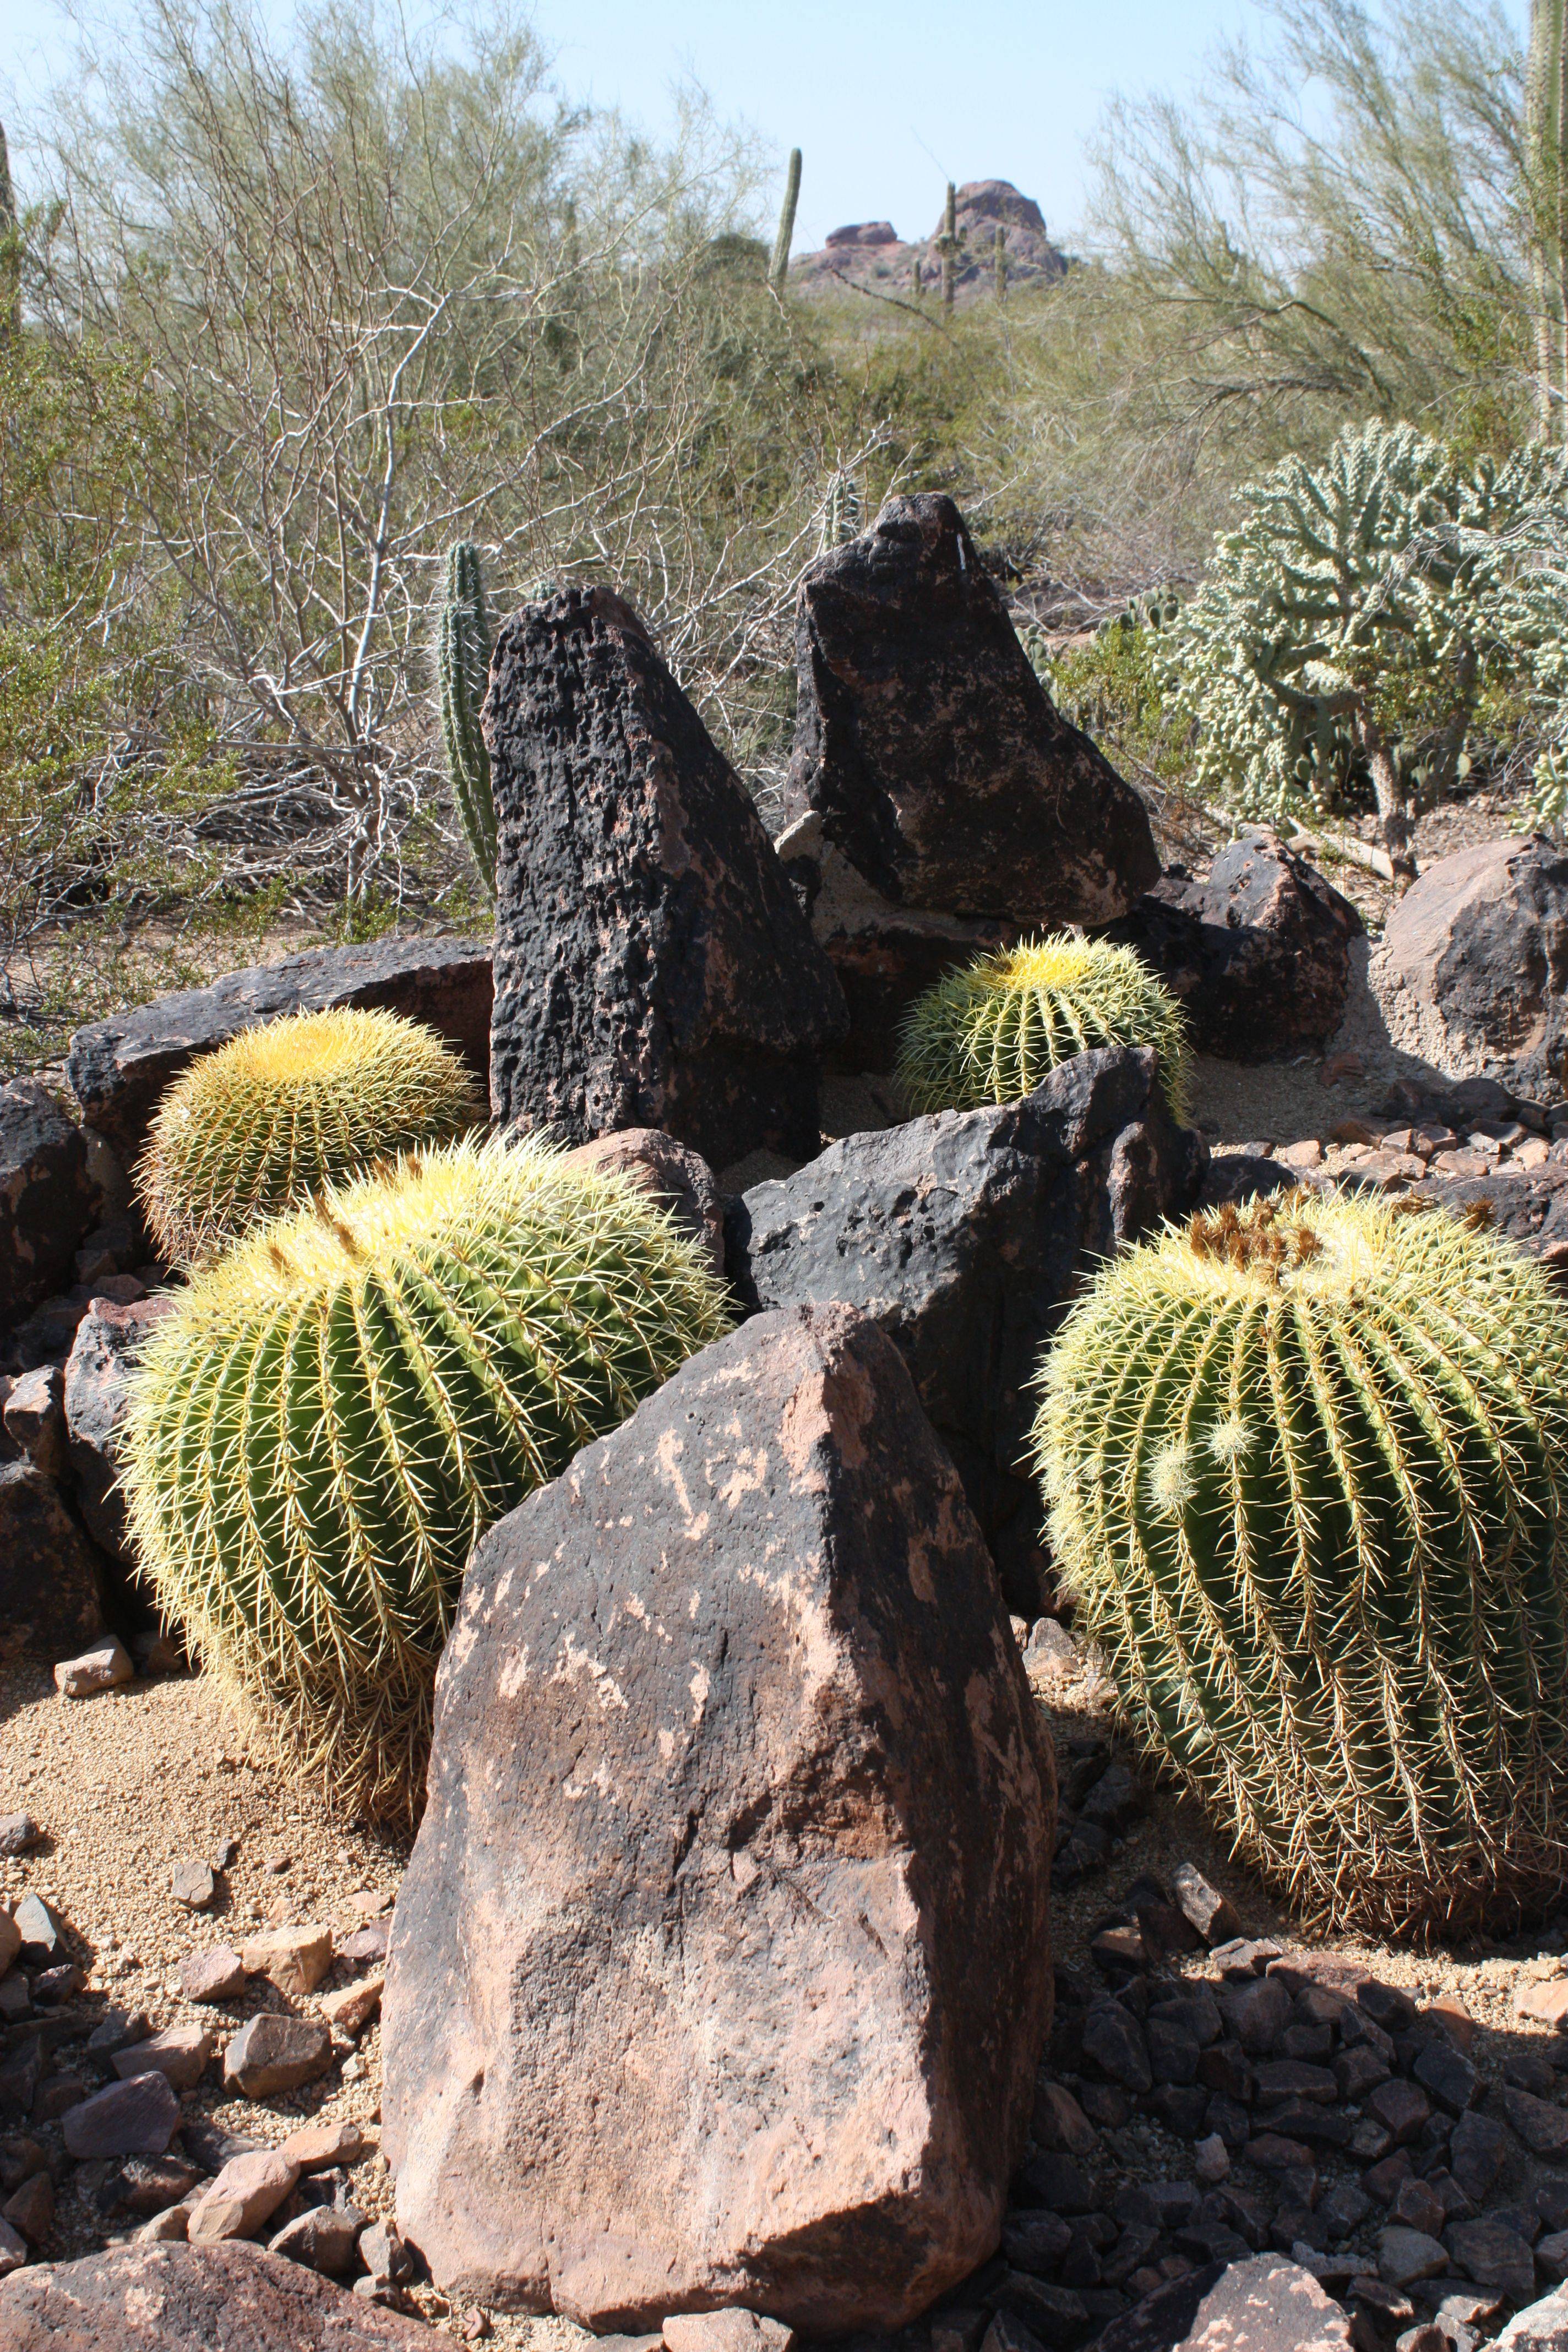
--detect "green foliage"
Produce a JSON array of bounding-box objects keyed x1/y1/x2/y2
[
  {"x1": 437, "y1": 541, "x2": 496, "y2": 895},
  {"x1": 1161, "y1": 421, "x2": 1568, "y2": 858},
  {"x1": 1042, "y1": 618, "x2": 1192, "y2": 798},
  {"x1": 1035, "y1": 1188, "x2": 1568, "y2": 1937},
  {"x1": 137, "y1": 1006, "x2": 482, "y2": 1265},
  {"x1": 123, "y1": 1132, "x2": 732, "y2": 1819},
  {"x1": 896, "y1": 935, "x2": 1191, "y2": 1120}
]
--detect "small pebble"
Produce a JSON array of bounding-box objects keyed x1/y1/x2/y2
[
  {"x1": 53, "y1": 1638, "x2": 134, "y2": 1698},
  {"x1": 170, "y1": 1861, "x2": 217, "y2": 1912},
  {"x1": 1193, "y1": 2132, "x2": 1230, "y2": 2185},
  {"x1": 0, "y1": 1815, "x2": 40, "y2": 1856}
]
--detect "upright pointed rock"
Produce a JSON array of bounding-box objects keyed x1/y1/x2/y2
[
  {"x1": 786, "y1": 493, "x2": 1159, "y2": 925},
  {"x1": 383, "y1": 1303, "x2": 1055, "y2": 2332},
  {"x1": 487, "y1": 588, "x2": 846, "y2": 1167}
]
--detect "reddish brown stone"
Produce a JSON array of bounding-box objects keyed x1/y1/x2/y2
[
  {"x1": 560, "y1": 1130, "x2": 724, "y2": 1277},
  {"x1": 383, "y1": 1303, "x2": 1055, "y2": 2332},
  {"x1": 0, "y1": 2239, "x2": 442, "y2": 2345}
]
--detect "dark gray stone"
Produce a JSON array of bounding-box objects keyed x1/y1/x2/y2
[
  {"x1": 0, "y1": 2240, "x2": 444, "y2": 2347},
  {"x1": 61, "y1": 2070, "x2": 180, "y2": 2159},
  {"x1": 1499, "y1": 2088, "x2": 1568, "y2": 2162},
  {"x1": 785, "y1": 493, "x2": 1159, "y2": 925},
  {"x1": 0, "y1": 1080, "x2": 97, "y2": 1327},
  {"x1": 487, "y1": 586, "x2": 845, "y2": 1170},
  {"x1": 63, "y1": 1295, "x2": 175, "y2": 1561},
  {"x1": 1444, "y1": 2217, "x2": 1537, "y2": 2304},
  {"x1": 1081, "y1": 2003, "x2": 1152, "y2": 2095},
  {"x1": 382, "y1": 1303, "x2": 1055, "y2": 2333},
  {"x1": 1221, "y1": 1975, "x2": 1293, "y2": 2057},
  {"x1": 1102, "y1": 832, "x2": 1362, "y2": 1060},
  {"x1": 0, "y1": 1457, "x2": 106, "y2": 1660},
  {"x1": 3, "y1": 1364, "x2": 67, "y2": 1476},
  {"x1": 67, "y1": 935, "x2": 493, "y2": 1159},
  {"x1": 725, "y1": 1044, "x2": 1205, "y2": 1603},
  {"x1": 1447, "y1": 2113, "x2": 1511, "y2": 2206},
  {"x1": 1413, "y1": 2041, "x2": 1482, "y2": 2116}
]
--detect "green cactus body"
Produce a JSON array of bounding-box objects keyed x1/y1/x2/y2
[
  {"x1": 123, "y1": 1133, "x2": 732, "y2": 1819},
  {"x1": 941, "y1": 181, "x2": 957, "y2": 311},
  {"x1": 770, "y1": 148, "x2": 802, "y2": 291},
  {"x1": 438, "y1": 539, "x2": 497, "y2": 893},
  {"x1": 1035, "y1": 1189, "x2": 1568, "y2": 1935},
  {"x1": 137, "y1": 1007, "x2": 482, "y2": 1266},
  {"x1": 896, "y1": 935, "x2": 1191, "y2": 1120},
  {"x1": 818, "y1": 470, "x2": 863, "y2": 554}
]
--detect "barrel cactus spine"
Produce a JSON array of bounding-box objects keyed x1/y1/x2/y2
[
  {"x1": 896, "y1": 935, "x2": 1191, "y2": 1119},
  {"x1": 123, "y1": 1133, "x2": 732, "y2": 1821},
  {"x1": 136, "y1": 1006, "x2": 482, "y2": 1266},
  {"x1": 438, "y1": 538, "x2": 497, "y2": 893},
  {"x1": 1034, "y1": 1187, "x2": 1568, "y2": 1936}
]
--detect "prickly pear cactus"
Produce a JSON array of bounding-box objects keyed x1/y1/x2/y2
[
  {"x1": 137, "y1": 1007, "x2": 481, "y2": 1265},
  {"x1": 896, "y1": 935, "x2": 1190, "y2": 1119},
  {"x1": 1035, "y1": 1187, "x2": 1568, "y2": 1936},
  {"x1": 123, "y1": 1133, "x2": 732, "y2": 1820}
]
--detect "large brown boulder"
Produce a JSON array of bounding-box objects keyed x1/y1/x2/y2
[
  {"x1": 1103, "y1": 830, "x2": 1363, "y2": 1060},
  {"x1": 66, "y1": 936, "x2": 493, "y2": 1159},
  {"x1": 1369, "y1": 835, "x2": 1568, "y2": 1102},
  {"x1": 0, "y1": 2240, "x2": 440, "y2": 2347},
  {"x1": 487, "y1": 588, "x2": 846, "y2": 1168},
  {"x1": 382, "y1": 1303, "x2": 1055, "y2": 2333},
  {"x1": 785, "y1": 494, "x2": 1159, "y2": 928}
]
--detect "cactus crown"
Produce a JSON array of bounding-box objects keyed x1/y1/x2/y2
[
  {"x1": 137, "y1": 1006, "x2": 482, "y2": 1266},
  {"x1": 896, "y1": 935, "x2": 1191, "y2": 1120},
  {"x1": 1035, "y1": 1186, "x2": 1568, "y2": 1936},
  {"x1": 123, "y1": 1131, "x2": 732, "y2": 1820}
]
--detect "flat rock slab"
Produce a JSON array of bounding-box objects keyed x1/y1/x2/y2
[
  {"x1": 383, "y1": 1303, "x2": 1055, "y2": 2332},
  {"x1": 66, "y1": 936, "x2": 493, "y2": 1158},
  {"x1": 487, "y1": 586, "x2": 845, "y2": 1169},
  {"x1": 785, "y1": 492, "x2": 1158, "y2": 924},
  {"x1": 0, "y1": 2239, "x2": 442, "y2": 2346}
]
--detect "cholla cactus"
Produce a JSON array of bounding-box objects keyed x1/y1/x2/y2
[
  {"x1": 123, "y1": 1133, "x2": 732, "y2": 1819},
  {"x1": 1035, "y1": 1187, "x2": 1568, "y2": 1936},
  {"x1": 1163, "y1": 423, "x2": 1568, "y2": 874},
  {"x1": 137, "y1": 1008, "x2": 481, "y2": 1265},
  {"x1": 438, "y1": 540, "x2": 497, "y2": 894},
  {"x1": 1529, "y1": 0, "x2": 1568, "y2": 443},
  {"x1": 818, "y1": 470, "x2": 863, "y2": 554},
  {"x1": 896, "y1": 935, "x2": 1191, "y2": 1119}
]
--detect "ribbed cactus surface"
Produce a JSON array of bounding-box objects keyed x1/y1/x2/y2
[
  {"x1": 1035, "y1": 1189, "x2": 1568, "y2": 1935},
  {"x1": 123, "y1": 1134, "x2": 731, "y2": 1819},
  {"x1": 896, "y1": 935, "x2": 1191, "y2": 1119},
  {"x1": 438, "y1": 538, "x2": 497, "y2": 893},
  {"x1": 137, "y1": 1008, "x2": 481, "y2": 1266}
]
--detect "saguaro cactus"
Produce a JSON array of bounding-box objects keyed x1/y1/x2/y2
[
  {"x1": 995, "y1": 221, "x2": 1008, "y2": 303},
  {"x1": 437, "y1": 540, "x2": 497, "y2": 894},
  {"x1": 770, "y1": 148, "x2": 802, "y2": 292},
  {"x1": 941, "y1": 181, "x2": 958, "y2": 311},
  {"x1": 1035, "y1": 1188, "x2": 1568, "y2": 1936},
  {"x1": 1530, "y1": 0, "x2": 1568, "y2": 442}
]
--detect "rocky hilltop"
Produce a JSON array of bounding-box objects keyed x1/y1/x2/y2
[{"x1": 790, "y1": 178, "x2": 1069, "y2": 302}]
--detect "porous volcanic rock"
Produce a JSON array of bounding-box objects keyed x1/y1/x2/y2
[
  {"x1": 0, "y1": 1080, "x2": 98, "y2": 1325},
  {"x1": 383, "y1": 1303, "x2": 1055, "y2": 2332},
  {"x1": 487, "y1": 587, "x2": 846, "y2": 1168},
  {"x1": 66, "y1": 936, "x2": 493, "y2": 1158},
  {"x1": 1369, "y1": 835, "x2": 1568, "y2": 1102},
  {"x1": 723, "y1": 1044, "x2": 1206, "y2": 1604},
  {"x1": 560, "y1": 1129, "x2": 725, "y2": 1278},
  {"x1": 0, "y1": 2239, "x2": 442, "y2": 2347},
  {"x1": 0, "y1": 1457, "x2": 107, "y2": 1660},
  {"x1": 63, "y1": 1294, "x2": 175, "y2": 1560},
  {"x1": 784, "y1": 494, "x2": 1159, "y2": 927},
  {"x1": 1103, "y1": 830, "x2": 1363, "y2": 1059}
]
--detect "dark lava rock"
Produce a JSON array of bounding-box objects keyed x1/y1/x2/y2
[
  {"x1": 1412, "y1": 2040, "x2": 1482, "y2": 2116},
  {"x1": 1102, "y1": 832, "x2": 1362, "y2": 1060},
  {"x1": 0, "y1": 2240, "x2": 441, "y2": 2346},
  {"x1": 1447, "y1": 2114, "x2": 1511, "y2": 2205},
  {"x1": 1444, "y1": 2215, "x2": 1538, "y2": 2303},
  {"x1": 0, "y1": 1457, "x2": 107, "y2": 1660},
  {"x1": 1081, "y1": 2005, "x2": 1152, "y2": 2095},
  {"x1": 63, "y1": 1294, "x2": 175, "y2": 1561},
  {"x1": 67, "y1": 935, "x2": 493, "y2": 1159},
  {"x1": 785, "y1": 493, "x2": 1159, "y2": 926},
  {"x1": 487, "y1": 585, "x2": 845, "y2": 1169},
  {"x1": 0, "y1": 1081, "x2": 99, "y2": 1330},
  {"x1": 1499, "y1": 2087, "x2": 1568, "y2": 2160},
  {"x1": 382, "y1": 1303, "x2": 1055, "y2": 2333},
  {"x1": 1371, "y1": 835, "x2": 1568, "y2": 1103},
  {"x1": 61, "y1": 2070, "x2": 179, "y2": 2159},
  {"x1": 1195, "y1": 1155, "x2": 1304, "y2": 1211},
  {"x1": 724, "y1": 1044, "x2": 1205, "y2": 1601}
]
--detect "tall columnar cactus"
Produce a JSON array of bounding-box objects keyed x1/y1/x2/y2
[
  {"x1": 1035, "y1": 1189, "x2": 1568, "y2": 1936},
  {"x1": 1529, "y1": 0, "x2": 1568, "y2": 444},
  {"x1": 123, "y1": 1133, "x2": 732, "y2": 1820},
  {"x1": 941, "y1": 181, "x2": 958, "y2": 311},
  {"x1": 994, "y1": 220, "x2": 1008, "y2": 303},
  {"x1": 137, "y1": 1008, "x2": 481, "y2": 1265},
  {"x1": 438, "y1": 539, "x2": 497, "y2": 894},
  {"x1": 896, "y1": 936, "x2": 1191, "y2": 1119},
  {"x1": 770, "y1": 148, "x2": 802, "y2": 292}
]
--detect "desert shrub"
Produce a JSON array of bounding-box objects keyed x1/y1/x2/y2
[{"x1": 1035, "y1": 1187, "x2": 1568, "y2": 1937}]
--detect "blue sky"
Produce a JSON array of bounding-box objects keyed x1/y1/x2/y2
[{"x1": 0, "y1": 0, "x2": 1533, "y2": 249}]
